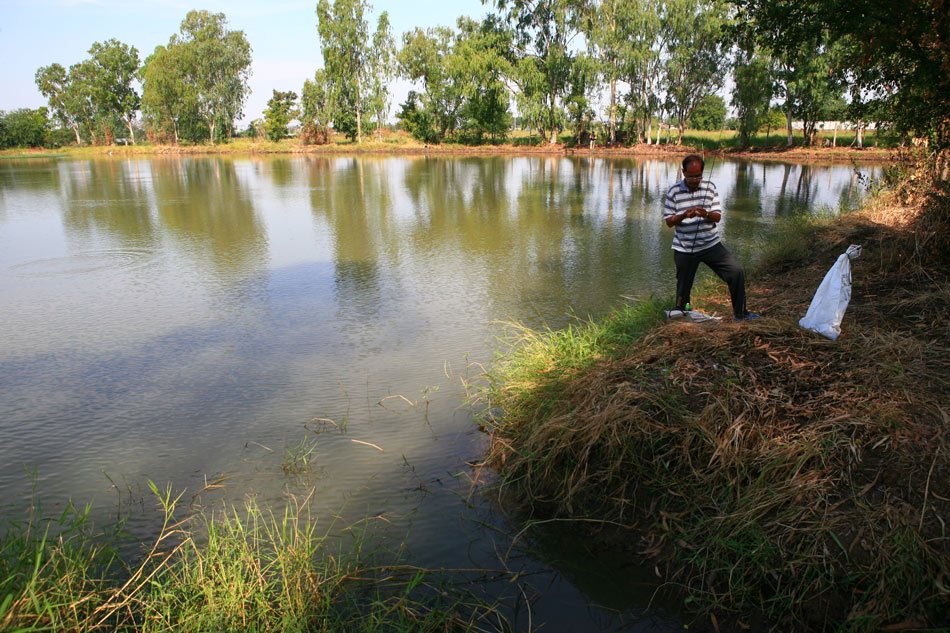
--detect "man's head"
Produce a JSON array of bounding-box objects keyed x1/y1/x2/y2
[{"x1": 682, "y1": 154, "x2": 704, "y2": 191}]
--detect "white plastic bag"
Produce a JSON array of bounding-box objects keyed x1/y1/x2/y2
[{"x1": 799, "y1": 244, "x2": 862, "y2": 340}]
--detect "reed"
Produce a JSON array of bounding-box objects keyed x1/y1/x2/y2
[{"x1": 0, "y1": 483, "x2": 510, "y2": 632}]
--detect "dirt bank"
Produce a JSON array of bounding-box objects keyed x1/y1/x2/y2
[{"x1": 481, "y1": 175, "x2": 950, "y2": 630}]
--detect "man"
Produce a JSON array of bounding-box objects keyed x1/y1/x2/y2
[{"x1": 663, "y1": 154, "x2": 757, "y2": 321}]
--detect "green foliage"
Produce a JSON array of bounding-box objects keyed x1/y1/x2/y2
[
  {"x1": 731, "y1": 0, "x2": 950, "y2": 153},
  {"x1": 396, "y1": 91, "x2": 438, "y2": 144},
  {"x1": 775, "y1": 39, "x2": 847, "y2": 146},
  {"x1": 760, "y1": 107, "x2": 787, "y2": 135},
  {"x1": 263, "y1": 90, "x2": 298, "y2": 142},
  {"x1": 87, "y1": 39, "x2": 141, "y2": 143},
  {"x1": 35, "y1": 62, "x2": 95, "y2": 145},
  {"x1": 140, "y1": 10, "x2": 251, "y2": 145},
  {"x1": 731, "y1": 49, "x2": 773, "y2": 145},
  {"x1": 317, "y1": 0, "x2": 372, "y2": 143},
  {"x1": 365, "y1": 12, "x2": 396, "y2": 142},
  {"x1": 689, "y1": 94, "x2": 726, "y2": 131},
  {"x1": 662, "y1": 0, "x2": 729, "y2": 142},
  {"x1": 490, "y1": 0, "x2": 588, "y2": 145},
  {"x1": 300, "y1": 70, "x2": 338, "y2": 145},
  {"x1": 0, "y1": 108, "x2": 50, "y2": 148}
]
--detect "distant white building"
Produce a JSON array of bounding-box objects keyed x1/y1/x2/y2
[{"x1": 790, "y1": 121, "x2": 877, "y2": 131}]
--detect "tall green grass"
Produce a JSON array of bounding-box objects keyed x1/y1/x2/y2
[{"x1": 0, "y1": 482, "x2": 509, "y2": 632}]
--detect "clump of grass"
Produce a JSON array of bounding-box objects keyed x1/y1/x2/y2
[
  {"x1": 0, "y1": 483, "x2": 510, "y2": 632},
  {"x1": 282, "y1": 435, "x2": 319, "y2": 475},
  {"x1": 477, "y1": 177, "x2": 950, "y2": 629}
]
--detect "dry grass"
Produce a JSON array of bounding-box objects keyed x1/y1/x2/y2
[{"x1": 480, "y1": 169, "x2": 950, "y2": 630}]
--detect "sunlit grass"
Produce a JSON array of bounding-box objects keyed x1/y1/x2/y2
[{"x1": 0, "y1": 482, "x2": 509, "y2": 632}]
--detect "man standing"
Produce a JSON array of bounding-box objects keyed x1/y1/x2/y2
[{"x1": 664, "y1": 154, "x2": 757, "y2": 321}]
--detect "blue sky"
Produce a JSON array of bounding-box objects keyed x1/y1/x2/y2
[{"x1": 0, "y1": 0, "x2": 490, "y2": 124}]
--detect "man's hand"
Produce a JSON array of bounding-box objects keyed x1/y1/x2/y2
[{"x1": 683, "y1": 206, "x2": 706, "y2": 219}]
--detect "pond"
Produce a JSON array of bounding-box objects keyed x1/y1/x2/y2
[{"x1": 0, "y1": 153, "x2": 878, "y2": 630}]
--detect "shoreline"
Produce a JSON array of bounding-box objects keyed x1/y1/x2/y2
[
  {"x1": 477, "y1": 172, "x2": 949, "y2": 630},
  {"x1": 1, "y1": 141, "x2": 896, "y2": 164}
]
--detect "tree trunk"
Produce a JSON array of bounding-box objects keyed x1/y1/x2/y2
[
  {"x1": 72, "y1": 125, "x2": 82, "y2": 145},
  {"x1": 656, "y1": 121, "x2": 662, "y2": 145},
  {"x1": 356, "y1": 74, "x2": 363, "y2": 144},
  {"x1": 127, "y1": 118, "x2": 135, "y2": 145},
  {"x1": 785, "y1": 106, "x2": 794, "y2": 147},
  {"x1": 209, "y1": 119, "x2": 216, "y2": 145},
  {"x1": 548, "y1": 96, "x2": 558, "y2": 145},
  {"x1": 856, "y1": 120, "x2": 863, "y2": 148},
  {"x1": 832, "y1": 121, "x2": 838, "y2": 147},
  {"x1": 609, "y1": 77, "x2": 616, "y2": 145}
]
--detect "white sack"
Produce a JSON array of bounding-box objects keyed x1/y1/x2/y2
[{"x1": 799, "y1": 244, "x2": 862, "y2": 340}]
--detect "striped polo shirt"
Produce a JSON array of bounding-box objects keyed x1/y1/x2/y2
[{"x1": 663, "y1": 179, "x2": 722, "y2": 253}]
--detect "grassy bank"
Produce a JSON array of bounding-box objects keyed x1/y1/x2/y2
[
  {"x1": 0, "y1": 483, "x2": 509, "y2": 632},
  {"x1": 0, "y1": 128, "x2": 896, "y2": 161},
  {"x1": 478, "y1": 163, "x2": 950, "y2": 630}
]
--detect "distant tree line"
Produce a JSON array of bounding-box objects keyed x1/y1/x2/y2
[{"x1": 23, "y1": 0, "x2": 945, "y2": 152}]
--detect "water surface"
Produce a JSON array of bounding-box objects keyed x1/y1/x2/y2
[{"x1": 0, "y1": 154, "x2": 876, "y2": 630}]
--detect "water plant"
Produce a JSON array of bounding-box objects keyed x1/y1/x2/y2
[{"x1": 0, "y1": 482, "x2": 511, "y2": 632}]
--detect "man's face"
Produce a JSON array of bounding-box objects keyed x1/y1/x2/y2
[{"x1": 683, "y1": 161, "x2": 703, "y2": 192}]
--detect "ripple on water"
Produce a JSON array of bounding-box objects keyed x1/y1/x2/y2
[{"x1": 7, "y1": 248, "x2": 160, "y2": 278}]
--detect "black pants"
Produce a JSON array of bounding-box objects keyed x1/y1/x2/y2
[{"x1": 674, "y1": 242, "x2": 747, "y2": 319}]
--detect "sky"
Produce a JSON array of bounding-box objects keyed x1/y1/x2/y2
[{"x1": 0, "y1": 0, "x2": 490, "y2": 125}]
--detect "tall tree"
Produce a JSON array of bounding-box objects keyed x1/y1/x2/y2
[
  {"x1": 452, "y1": 16, "x2": 514, "y2": 143},
  {"x1": 140, "y1": 44, "x2": 196, "y2": 144},
  {"x1": 489, "y1": 0, "x2": 590, "y2": 145},
  {"x1": 586, "y1": 0, "x2": 660, "y2": 144},
  {"x1": 731, "y1": 47, "x2": 773, "y2": 146},
  {"x1": 661, "y1": 0, "x2": 728, "y2": 143},
  {"x1": 317, "y1": 0, "x2": 371, "y2": 144},
  {"x1": 171, "y1": 10, "x2": 252, "y2": 144},
  {"x1": 263, "y1": 90, "x2": 298, "y2": 142},
  {"x1": 398, "y1": 26, "x2": 465, "y2": 143},
  {"x1": 87, "y1": 39, "x2": 141, "y2": 143},
  {"x1": 35, "y1": 63, "x2": 85, "y2": 145},
  {"x1": 366, "y1": 12, "x2": 396, "y2": 142},
  {"x1": 774, "y1": 39, "x2": 845, "y2": 146}
]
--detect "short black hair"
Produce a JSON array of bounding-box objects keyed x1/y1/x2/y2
[{"x1": 682, "y1": 154, "x2": 704, "y2": 171}]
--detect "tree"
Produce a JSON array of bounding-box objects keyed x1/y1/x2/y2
[
  {"x1": 661, "y1": 0, "x2": 729, "y2": 143},
  {"x1": 34, "y1": 62, "x2": 97, "y2": 145},
  {"x1": 263, "y1": 90, "x2": 298, "y2": 142},
  {"x1": 0, "y1": 108, "x2": 50, "y2": 148},
  {"x1": 171, "y1": 10, "x2": 252, "y2": 144},
  {"x1": 451, "y1": 16, "x2": 514, "y2": 143},
  {"x1": 690, "y1": 94, "x2": 726, "y2": 131},
  {"x1": 489, "y1": 0, "x2": 590, "y2": 145},
  {"x1": 35, "y1": 64, "x2": 82, "y2": 145},
  {"x1": 775, "y1": 39, "x2": 845, "y2": 146},
  {"x1": 730, "y1": 0, "x2": 950, "y2": 155},
  {"x1": 731, "y1": 48, "x2": 773, "y2": 146},
  {"x1": 140, "y1": 44, "x2": 196, "y2": 144},
  {"x1": 365, "y1": 12, "x2": 396, "y2": 142},
  {"x1": 87, "y1": 39, "x2": 141, "y2": 143},
  {"x1": 300, "y1": 69, "x2": 338, "y2": 144},
  {"x1": 563, "y1": 53, "x2": 598, "y2": 145},
  {"x1": 398, "y1": 26, "x2": 465, "y2": 143},
  {"x1": 586, "y1": 0, "x2": 631, "y2": 144},
  {"x1": 317, "y1": 0, "x2": 371, "y2": 144}
]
